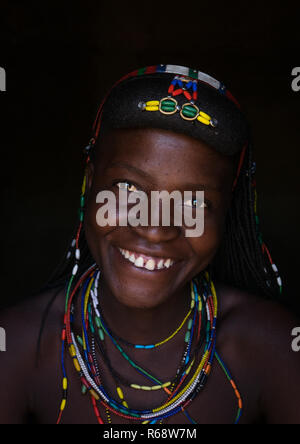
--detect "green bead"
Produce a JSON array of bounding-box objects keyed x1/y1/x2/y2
[
  {"x1": 79, "y1": 211, "x2": 84, "y2": 222},
  {"x1": 255, "y1": 215, "x2": 259, "y2": 224},
  {"x1": 184, "y1": 331, "x2": 191, "y2": 343},
  {"x1": 161, "y1": 99, "x2": 176, "y2": 107},
  {"x1": 183, "y1": 105, "x2": 197, "y2": 113},
  {"x1": 138, "y1": 67, "x2": 146, "y2": 76},
  {"x1": 80, "y1": 196, "x2": 85, "y2": 207},
  {"x1": 187, "y1": 319, "x2": 193, "y2": 330},
  {"x1": 81, "y1": 384, "x2": 87, "y2": 395},
  {"x1": 161, "y1": 105, "x2": 176, "y2": 112},
  {"x1": 182, "y1": 108, "x2": 197, "y2": 118},
  {"x1": 77, "y1": 335, "x2": 84, "y2": 347},
  {"x1": 188, "y1": 68, "x2": 198, "y2": 79},
  {"x1": 98, "y1": 328, "x2": 104, "y2": 341}
]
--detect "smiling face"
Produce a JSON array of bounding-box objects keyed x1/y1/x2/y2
[{"x1": 84, "y1": 127, "x2": 237, "y2": 309}]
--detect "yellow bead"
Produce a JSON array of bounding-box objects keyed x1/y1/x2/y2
[
  {"x1": 185, "y1": 360, "x2": 194, "y2": 375},
  {"x1": 140, "y1": 385, "x2": 152, "y2": 391},
  {"x1": 199, "y1": 111, "x2": 211, "y2": 120},
  {"x1": 69, "y1": 345, "x2": 76, "y2": 357},
  {"x1": 90, "y1": 388, "x2": 100, "y2": 400},
  {"x1": 130, "y1": 384, "x2": 141, "y2": 389},
  {"x1": 117, "y1": 387, "x2": 124, "y2": 400},
  {"x1": 122, "y1": 401, "x2": 129, "y2": 408},
  {"x1": 145, "y1": 106, "x2": 159, "y2": 111},
  {"x1": 197, "y1": 115, "x2": 210, "y2": 125},
  {"x1": 73, "y1": 358, "x2": 81, "y2": 372},
  {"x1": 81, "y1": 175, "x2": 86, "y2": 195},
  {"x1": 142, "y1": 420, "x2": 150, "y2": 424},
  {"x1": 62, "y1": 377, "x2": 68, "y2": 390},
  {"x1": 162, "y1": 382, "x2": 171, "y2": 388},
  {"x1": 151, "y1": 385, "x2": 162, "y2": 390},
  {"x1": 146, "y1": 100, "x2": 159, "y2": 106},
  {"x1": 191, "y1": 300, "x2": 195, "y2": 309},
  {"x1": 60, "y1": 399, "x2": 66, "y2": 411}
]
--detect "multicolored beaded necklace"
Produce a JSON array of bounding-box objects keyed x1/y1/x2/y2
[{"x1": 57, "y1": 263, "x2": 243, "y2": 424}]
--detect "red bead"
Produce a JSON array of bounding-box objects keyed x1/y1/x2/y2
[
  {"x1": 173, "y1": 88, "x2": 183, "y2": 96},
  {"x1": 183, "y1": 91, "x2": 192, "y2": 100},
  {"x1": 80, "y1": 376, "x2": 90, "y2": 388}
]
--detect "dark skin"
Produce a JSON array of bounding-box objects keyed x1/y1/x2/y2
[{"x1": 1, "y1": 127, "x2": 300, "y2": 424}]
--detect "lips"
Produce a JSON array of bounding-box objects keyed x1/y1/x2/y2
[{"x1": 117, "y1": 247, "x2": 176, "y2": 271}]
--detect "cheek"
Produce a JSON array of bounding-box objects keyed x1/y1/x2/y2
[{"x1": 190, "y1": 211, "x2": 227, "y2": 268}]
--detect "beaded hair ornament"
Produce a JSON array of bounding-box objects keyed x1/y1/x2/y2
[{"x1": 57, "y1": 65, "x2": 282, "y2": 425}]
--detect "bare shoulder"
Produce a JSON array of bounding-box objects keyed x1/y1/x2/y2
[
  {"x1": 216, "y1": 282, "x2": 299, "y2": 348},
  {"x1": 0, "y1": 285, "x2": 65, "y2": 354},
  {"x1": 216, "y1": 282, "x2": 300, "y2": 424},
  {"x1": 0, "y1": 285, "x2": 65, "y2": 423}
]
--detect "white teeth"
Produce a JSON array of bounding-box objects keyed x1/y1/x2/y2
[
  {"x1": 157, "y1": 259, "x2": 164, "y2": 269},
  {"x1": 134, "y1": 256, "x2": 144, "y2": 268},
  {"x1": 129, "y1": 253, "x2": 135, "y2": 263},
  {"x1": 145, "y1": 259, "x2": 155, "y2": 270},
  {"x1": 164, "y1": 258, "x2": 171, "y2": 268},
  {"x1": 118, "y1": 247, "x2": 174, "y2": 271}
]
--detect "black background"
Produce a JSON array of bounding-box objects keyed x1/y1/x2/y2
[{"x1": 1, "y1": 1, "x2": 300, "y2": 313}]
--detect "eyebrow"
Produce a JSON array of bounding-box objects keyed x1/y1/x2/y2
[
  {"x1": 106, "y1": 161, "x2": 221, "y2": 192},
  {"x1": 106, "y1": 161, "x2": 155, "y2": 182}
]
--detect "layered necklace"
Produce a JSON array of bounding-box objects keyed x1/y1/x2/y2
[{"x1": 56, "y1": 263, "x2": 243, "y2": 424}]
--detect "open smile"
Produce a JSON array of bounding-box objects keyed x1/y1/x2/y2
[{"x1": 116, "y1": 246, "x2": 178, "y2": 272}]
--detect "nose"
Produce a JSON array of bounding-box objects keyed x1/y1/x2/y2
[{"x1": 132, "y1": 224, "x2": 181, "y2": 243}]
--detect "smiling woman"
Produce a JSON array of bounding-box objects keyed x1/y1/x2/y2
[{"x1": 1, "y1": 64, "x2": 300, "y2": 425}]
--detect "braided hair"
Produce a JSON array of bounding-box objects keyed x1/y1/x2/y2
[{"x1": 211, "y1": 143, "x2": 282, "y2": 298}]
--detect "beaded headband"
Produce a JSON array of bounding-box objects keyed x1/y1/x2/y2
[
  {"x1": 88, "y1": 64, "x2": 250, "y2": 156},
  {"x1": 84, "y1": 65, "x2": 253, "y2": 193}
]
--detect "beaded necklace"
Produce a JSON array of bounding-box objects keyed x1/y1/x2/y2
[{"x1": 57, "y1": 264, "x2": 243, "y2": 424}]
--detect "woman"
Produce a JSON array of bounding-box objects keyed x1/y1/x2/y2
[{"x1": 1, "y1": 64, "x2": 299, "y2": 424}]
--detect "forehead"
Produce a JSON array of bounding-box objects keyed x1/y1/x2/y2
[{"x1": 94, "y1": 127, "x2": 237, "y2": 189}]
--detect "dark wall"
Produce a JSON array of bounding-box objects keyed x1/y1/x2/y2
[{"x1": 1, "y1": 2, "x2": 300, "y2": 312}]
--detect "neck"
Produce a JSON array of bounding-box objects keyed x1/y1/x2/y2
[{"x1": 97, "y1": 276, "x2": 192, "y2": 346}]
